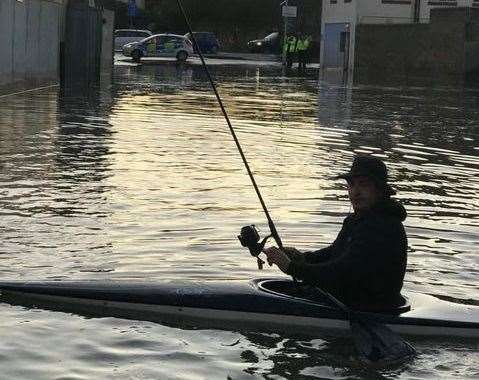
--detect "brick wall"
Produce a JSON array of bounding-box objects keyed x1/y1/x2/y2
[
  {"x1": 355, "y1": 23, "x2": 432, "y2": 82},
  {"x1": 354, "y1": 7, "x2": 479, "y2": 83}
]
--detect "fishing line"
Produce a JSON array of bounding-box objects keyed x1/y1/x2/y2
[{"x1": 176, "y1": 0, "x2": 283, "y2": 249}]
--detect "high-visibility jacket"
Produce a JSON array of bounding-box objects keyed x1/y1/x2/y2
[
  {"x1": 297, "y1": 36, "x2": 311, "y2": 52},
  {"x1": 283, "y1": 36, "x2": 297, "y2": 54},
  {"x1": 164, "y1": 41, "x2": 175, "y2": 51},
  {"x1": 296, "y1": 39, "x2": 304, "y2": 51},
  {"x1": 289, "y1": 36, "x2": 297, "y2": 53}
]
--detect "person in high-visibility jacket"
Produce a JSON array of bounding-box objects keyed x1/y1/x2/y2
[
  {"x1": 283, "y1": 34, "x2": 297, "y2": 68},
  {"x1": 164, "y1": 39, "x2": 176, "y2": 52},
  {"x1": 297, "y1": 33, "x2": 312, "y2": 70}
]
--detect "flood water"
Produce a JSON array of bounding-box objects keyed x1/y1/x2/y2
[{"x1": 0, "y1": 61, "x2": 478, "y2": 379}]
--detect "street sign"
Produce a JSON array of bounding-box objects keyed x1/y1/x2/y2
[
  {"x1": 282, "y1": 5, "x2": 297, "y2": 18},
  {"x1": 128, "y1": 0, "x2": 137, "y2": 17}
]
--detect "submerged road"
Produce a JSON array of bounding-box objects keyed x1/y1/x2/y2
[
  {"x1": 115, "y1": 52, "x2": 320, "y2": 69},
  {"x1": 0, "y1": 60, "x2": 477, "y2": 379}
]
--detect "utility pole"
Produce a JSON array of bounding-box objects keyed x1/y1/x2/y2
[
  {"x1": 281, "y1": 0, "x2": 288, "y2": 67},
  {"x1": 128, "y1": 0, "x2": 137, "y2": 28},
  {"x1": 281, "y1": 1, "x2": 297, "y2": 67},
  {"x1": 414, "y1": 0, "x2": 421, "y2": 23}
]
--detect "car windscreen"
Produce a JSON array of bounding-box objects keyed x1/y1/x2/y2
[
  {"x1": 264, "y1": 33, "x2": 278, "y2": 41},
  {"x1": 115, "y1": 31, "x2": 131, "y2": 37},
  {"x1": 141, "y1": 36, "x2": 156, "y2": 43}
]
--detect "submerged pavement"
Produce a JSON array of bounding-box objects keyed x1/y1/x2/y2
[{"x1": 115, "y1": 52, "x2": 320, "y2": 69}]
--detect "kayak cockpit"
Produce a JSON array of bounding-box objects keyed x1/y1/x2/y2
[{"x1": 254, "y1": 278, "x2": 411, "y2": 315}]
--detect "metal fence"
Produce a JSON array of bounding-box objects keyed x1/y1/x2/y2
[{"x1": 63, "y1": 2, "x2": 103, "y2": 86}]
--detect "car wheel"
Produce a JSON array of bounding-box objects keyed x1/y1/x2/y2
[
  {"x1": 176, "y1": 51, "x2": 188, "y2": 62},
  {"x1": 132, "y1": 50, "x2": 142, "y2": 63}
]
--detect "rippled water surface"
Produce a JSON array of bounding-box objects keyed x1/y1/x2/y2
[{"x1": 0, "y1": 62, "x2": 478, "y2": 379}]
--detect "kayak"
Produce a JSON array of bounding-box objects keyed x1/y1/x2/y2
[{"x1": 0, "y1": 278, "x2": 477, "y2": 339}]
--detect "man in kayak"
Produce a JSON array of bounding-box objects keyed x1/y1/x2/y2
[{"x1": 263, "y1": 155, "x2": 407, "y2": 311}]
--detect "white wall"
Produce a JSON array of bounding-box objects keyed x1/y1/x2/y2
[
  {"x1": 358, "y1": 0, "x2": 413, "y2": 24},
  {"x1": 0, "y1": 1, "x2": 15, "y2": 85},
  {"x1": 0, "y1": 0, "x2": 61, "y2": 87},
  {"x1": 322, "y1": 0, "x2": 358, "y2": 24}
]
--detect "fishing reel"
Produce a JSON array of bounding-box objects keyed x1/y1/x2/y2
[{"x1": 238, "y1": 225, "x2": 271, "y2": 270}]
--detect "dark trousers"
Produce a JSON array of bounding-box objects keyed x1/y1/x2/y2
[
  {"x1": 286, "y1": 51, "x2": 296, "y2": 68},
  {"x1": 297, "y1": 50, "x2": 307, "y2": 69}
]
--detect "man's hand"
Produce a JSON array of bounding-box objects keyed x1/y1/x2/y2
[
  {"x1": 262, "y1": 246, "x2": 292, "y2": 274},
  {"x1": 282, "y1": 246, "x2": 305, "y2": 262}
]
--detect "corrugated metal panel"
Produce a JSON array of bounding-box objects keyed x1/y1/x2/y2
[{"x1": 63, "y1": 2, "x2": 102, "y2": 85}]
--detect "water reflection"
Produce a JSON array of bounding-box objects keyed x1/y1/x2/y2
[
  {"x1": 0, "y1": 85, "x2": 117, "y2": 277},
  {"x1": 56, "y1": 85, "x2": 114, "y2": 186}
]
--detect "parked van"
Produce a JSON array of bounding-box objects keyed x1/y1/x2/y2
[
  {"x1": 114, "y1": 29, "x2": 152, "y2": 51},
  {"x1": 184, "y1": 32, "x2": 220, "y2": 55}
]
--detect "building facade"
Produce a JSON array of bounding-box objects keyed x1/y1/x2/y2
[
  {"x1": 321, "y1": 0, "x2": 479, "y2": 81},
  {"x1": 0, "y1": 0, "x2": 113, "y2": 92}
]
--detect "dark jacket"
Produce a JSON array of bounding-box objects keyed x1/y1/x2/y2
[{"x1": 287, "y1": 198, "x2": 408, "y2": 311}]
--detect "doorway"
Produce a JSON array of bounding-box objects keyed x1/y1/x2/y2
[{"x1": 323, "y1": 23, "x2": 351, "y2": 71}]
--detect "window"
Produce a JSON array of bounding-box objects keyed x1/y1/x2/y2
[
  {"x1": 427, "y1": 0, "x2": 456, "y2": 5},
  {"x1": 162, "y1": 36, "x2": 181, "y2": 44},
  {"x1": 115, "y1": 31, "x2": 131, "y2": 37},
  {"x1": 142, "y1": 36, "x2": 156, "y2": 43},
  {"x1": 265, "y1": 33, "x2": 279, "y2": 42},
  {"x1": 135, "y1": 31, "x2": 151, "y2": 37},
  {"x1": 340, "y1": 32, "x2": 349, "y2": 52},
  {"x1": 115, "y1": 30, "x2": 151, "y2": 38},
  {"x1": 381, "y1": 0, "x2": 412, "y2": 3}
]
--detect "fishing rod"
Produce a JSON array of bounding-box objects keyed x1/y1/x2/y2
[{"x1": 175, "y1": 0, "x2": 283, "y2": 257}]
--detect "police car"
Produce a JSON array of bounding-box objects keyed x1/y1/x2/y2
[
  {"x1": 114, "y1": 29, "x2": 152, "y2": 52},
  {"x1": 122, "y1": 34, "x2": 194, "y2": 63}
]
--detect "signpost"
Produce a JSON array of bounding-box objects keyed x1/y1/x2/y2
[
  {"x1": 128, "y1": 0, "x2": 137, "y2": 27},
  {"x1": 282, "y1": 5, "x2": 297, "y2": 18},
  {"x1": 281, "y1": 2, "x2": 297, "y2": 67}
]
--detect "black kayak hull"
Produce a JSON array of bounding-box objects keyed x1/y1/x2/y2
[{"x1": 0, "y1": 278, "x2": 477, "y2": 338}]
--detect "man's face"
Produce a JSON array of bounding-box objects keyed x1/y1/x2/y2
[{"x1": 347, "y1": 176, "x2": 381, "y2": 213}]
